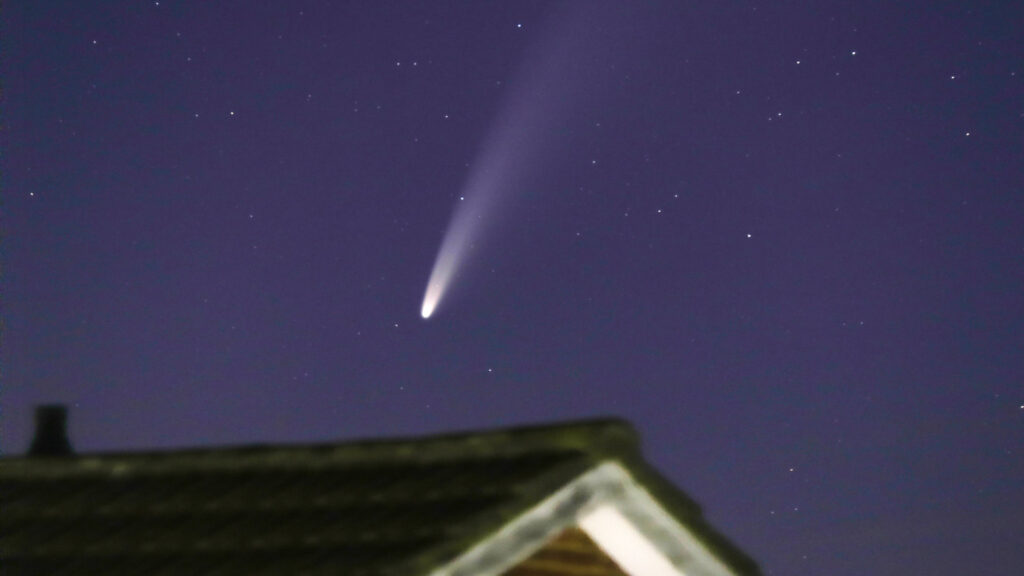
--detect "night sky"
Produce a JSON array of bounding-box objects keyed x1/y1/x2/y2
[{"x1": 3, "y1": 2, "x2": 1023, "y2": 574}]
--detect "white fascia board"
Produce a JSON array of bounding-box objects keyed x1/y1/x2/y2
[
  {"x1": 578, "y1": 463, "x2": 738, "y2": 576},
  {"x1": 430, "y1": 461, "x2": 739, "y2": 576},
  {"x1": 585, "y1": 461, "x2": 737, "y2": 573},
  {"x1": 578, "y1": 503, "x2": 685, "y2": 576}
]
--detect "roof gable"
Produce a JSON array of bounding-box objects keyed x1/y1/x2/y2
[{"x1": 428, "y1": 462, "x2": 739, "y2": 576}]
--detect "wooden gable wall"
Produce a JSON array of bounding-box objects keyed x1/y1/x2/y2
[{"x1": 502, "y1": 525, "x2": 630, "y2": 576}]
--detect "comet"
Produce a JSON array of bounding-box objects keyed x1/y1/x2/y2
[
  {"x1": 420, "y1": 2, "x2": 630, "y2": 319},
  {"x1": 420, "y1": 206, "x2": 475, "y2": 319},
  {"x1": 419, "y1": 152, "x2": 500, "y2": 319}
]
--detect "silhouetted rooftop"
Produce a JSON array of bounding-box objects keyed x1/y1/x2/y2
[{"x1": 0, "y1": 416, "x2": 760, "y2": 576}]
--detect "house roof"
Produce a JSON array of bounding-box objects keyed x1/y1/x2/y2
[{"x1": 0, "y1": 416, "x2": 761, "y2": 576}]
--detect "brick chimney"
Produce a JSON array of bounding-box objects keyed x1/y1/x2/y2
[{"x1": 29, "y1": 404, "x2": 74, "y2": 457}]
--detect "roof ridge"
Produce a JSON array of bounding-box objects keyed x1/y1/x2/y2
[{"x1": 0, "y1": 417, "x2": 641, "y2": 475}]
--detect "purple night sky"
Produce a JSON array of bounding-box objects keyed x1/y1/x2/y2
[{"x1": 3, "y1": 2, "x2": 1022, "y2": 574}]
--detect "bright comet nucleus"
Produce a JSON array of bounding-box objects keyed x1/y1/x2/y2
[
  {"x1": 420, "y1": 292, "x2": 437, "y2": 319},
  {"x1": 420, "y1": 265, "x2": 446, "y2": 319}
]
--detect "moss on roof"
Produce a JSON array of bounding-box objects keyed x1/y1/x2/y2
[{"x1": 0, "y1": 417, "x2": 760, "y2": 576}]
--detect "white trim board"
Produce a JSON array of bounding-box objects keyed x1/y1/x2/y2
[{"x1": 430, "y1": 461, "x2": 739, "y2": 576}]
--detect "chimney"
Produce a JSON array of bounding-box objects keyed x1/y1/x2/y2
[{"x1": 29, "y1": 404, "x2": 74, "y2": 457}]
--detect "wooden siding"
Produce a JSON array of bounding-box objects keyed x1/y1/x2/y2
[{"x1": 502, "y1": 526, "x2": 629, "y2": 576}]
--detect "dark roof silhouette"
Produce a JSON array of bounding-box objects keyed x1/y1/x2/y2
[{"x1": 0, "y1": 416, "x2": 761, "y2": 576}]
